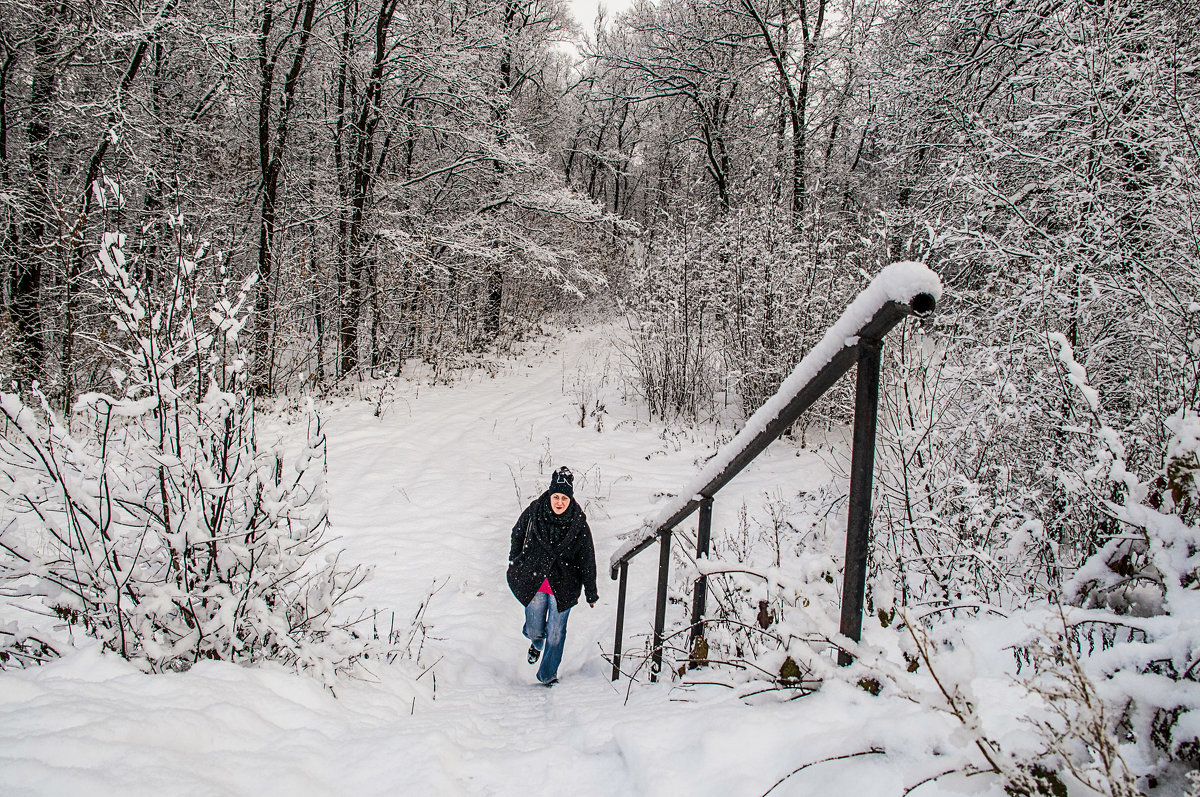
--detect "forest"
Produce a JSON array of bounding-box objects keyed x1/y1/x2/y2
[{"x1": 1, "y1": 0, "x2": 1199, "y2": 792}]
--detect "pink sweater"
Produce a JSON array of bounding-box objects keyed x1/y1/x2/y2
[{"x1": 538, "y1": 578, "x2": 553, "y2": 595}]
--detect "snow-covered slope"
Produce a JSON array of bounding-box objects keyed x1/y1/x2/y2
[{"x1": 0, "y1": 324, "x2": 1010, "y2": 797}]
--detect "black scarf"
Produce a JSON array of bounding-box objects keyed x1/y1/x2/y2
[{"x1": 536, "y1": 493, "x2": 578, "y2": 551}]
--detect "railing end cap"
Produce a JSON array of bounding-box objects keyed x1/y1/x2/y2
[{"x1": 910, "y1": 292, "x2": 936, "y2": 315}]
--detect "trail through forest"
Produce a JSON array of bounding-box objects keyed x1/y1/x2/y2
[{"x1": 0, "y1": 325, "x2": 989, "y2": 796}]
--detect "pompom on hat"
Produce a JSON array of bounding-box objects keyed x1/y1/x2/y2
[{"x1": 548, "y1": 466, "x2": 574, "y2": 498}]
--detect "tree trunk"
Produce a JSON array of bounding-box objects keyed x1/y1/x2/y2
[
  {"x1": 339, "y1": 0, "x2": 398, "y2": 377},
  {"x1": 480, "y1": 0, "x2": 523, "y2": 343},
  {"x1": 1, "y1": 38, "x2": 15, "y2": 273},
  {"x1": 254, "y1": 0, "x2": 317, "y2": 395},
  {"x1": 333, "y1": 0, "x2": 352, "y2": 380},
  {"x1": 13, "y1": 13, "x2": 56, "y2": 384}
]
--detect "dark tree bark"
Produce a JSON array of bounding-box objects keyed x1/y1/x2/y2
[
  {"x1": 481, "y1": 0, "x2": 524, "y2": 343},
  {"x1": 1, "y1": 33, "x2": 14, "y2": 214},
  {"x1": 338, "y1": 0, "x2": 398, "y2": 378},
  {"x1": 1, "y1": 32, "x2": 17, "y2": 327},
  {"x1": 332, "y1": 0, "x2": 352, "y2": 378},
  {"x1": 254, "y1": 0, "x2": 317, "y2": 395},
  {"x1": 738, "y1": 0, "x2": 825, "y2": 223},
  {"x1": 12, "y1": 10, "x2": 57, "y2": 385}
]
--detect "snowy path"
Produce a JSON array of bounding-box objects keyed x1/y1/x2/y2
[
  {"x1": 319, "y1": 327, "x2": 658, "y2": 690},
  {"x1": 315, "y1": 327, "x2": 699, "y2": 793},
  {"x1": 0, "y1": 325, "x2": 989, "y2": 797},
  {"x1": 310, "y1": 326, "x2": 900, "y2": 795}
]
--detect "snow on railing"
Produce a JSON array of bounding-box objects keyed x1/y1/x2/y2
[{"x1": 610, "y1": 261, "x2": 942, "y2": 570}]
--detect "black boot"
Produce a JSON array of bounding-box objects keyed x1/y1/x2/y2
[{"x1": 527, "y1": 645, "x2": 541, "y2": 664}]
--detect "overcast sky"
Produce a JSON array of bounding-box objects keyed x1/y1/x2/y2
[{"x1": 567, "y1": 0, "x2": 634, "y2": 36}]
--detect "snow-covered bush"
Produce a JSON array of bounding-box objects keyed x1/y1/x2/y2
[
  {"x1": 870, "y1": 0, "x2": 1200, "y2": 578},
  {"x1": 641, "y1": 312, "x2": 1198, "y2": 790},
  {"x1": 871, "y1": 323, "x2": 1062, "y2": 612},
  {"x1": 621, "y1": 205, "x2": 860, "y2": 424},
  {"x1": 644, "y1": 489, "x2": 846, "y2": 691},
  {"x1": 1055, "y1": 404, "x2": 1200, "y2": 787},
  {"x1": 620, "y1": 211, "x2": 724, "y2": 423},
  {"x1": 872, "y1": 342, "x2": 1200, "y2": 794},
  {"x1": 0, "y1": 231, "x2": 373, "y2": 681}
]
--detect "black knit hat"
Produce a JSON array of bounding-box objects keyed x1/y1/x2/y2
[{"x1": 548, "y1": 466, "x2": 574, "y2": 498}]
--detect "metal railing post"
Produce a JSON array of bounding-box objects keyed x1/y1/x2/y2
[
  {"x1": 651, "y1": 529, "x2": 673, "y2": 681},
  {"x1": 839, "y1": 338, "x2": 883, "y2": 665},
  {"x1": 689, "y1": 497, "x2": 714, "y2": 645},
  {"x1": 611, "y1": 560, "x2": 629, "y2": 681}
]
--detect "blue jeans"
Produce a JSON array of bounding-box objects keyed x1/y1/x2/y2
[{"x1": 523, "y1": 592, "x2": 571, "y2": 684}]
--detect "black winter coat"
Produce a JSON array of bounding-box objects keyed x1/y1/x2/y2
[{"x1": 507, "y1": 492, "x2": 598, "y2": 610}]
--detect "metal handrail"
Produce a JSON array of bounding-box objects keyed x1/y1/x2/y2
[{"x1": 609, "y1": 282, "x2": 937, "y2": 682}]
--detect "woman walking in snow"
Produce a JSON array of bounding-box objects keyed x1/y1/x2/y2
[{"x1": 507, "y1": 466, "x2": 598, "y2": 686}]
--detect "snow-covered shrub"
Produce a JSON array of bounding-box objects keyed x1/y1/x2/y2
[
  {"x1": 1056, "y1": 405, "x2": 1200, "y2": 787},
  {"x1": 0, "y1": 232, "x2": 373, "y2": 681},
  {"x1": 1016, "y1": 613, "x2": 1142, "y2": 797},
  {"x1": 871, "y1": 322, "x2": 1062, "y2": 612},
  {"x1": 649, "y1": 489, "x2": 846, "y2": 691},
  {"x1": 894, "y1": 341, "x2": 1200, "y2": 793},
  {"x1": 855, "y1": 607, "x2": 1140, "y2": 797},
  {"x1": 621, "y1": 205, "x2": 859, "y2": 424},
  {"x1": 644, "y1": 314, "x2": 1197, "y2": 789},
  {"x1": 883, "y1": 334, "x2": 1199, "y2": 791},
  {"x1": 873, "y1": 0, "x2": 1200, "y2": 573},
  {"x1": 620, "y1": 213, "x2": 724, "y2": 422}
]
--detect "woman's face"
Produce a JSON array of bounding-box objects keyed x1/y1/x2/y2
[{"x1": 550, "y1": 493, "x2": 571, "y2": 515}]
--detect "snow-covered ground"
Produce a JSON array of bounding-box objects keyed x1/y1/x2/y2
[{"x1": 1, "y1": 324, "x2": 1011, "y2": 796}]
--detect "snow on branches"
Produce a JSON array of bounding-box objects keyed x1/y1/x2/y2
[{"x1": 0, "y1": 232, "x2": 374, "y2": 682}]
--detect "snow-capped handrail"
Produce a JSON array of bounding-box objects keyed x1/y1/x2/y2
[
  {"x1": 608, "y1": 261, "x2": 941, "y2": 681},
  {"x1": 610, "y1": 261, "x2": 941, "y2": 574}
]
